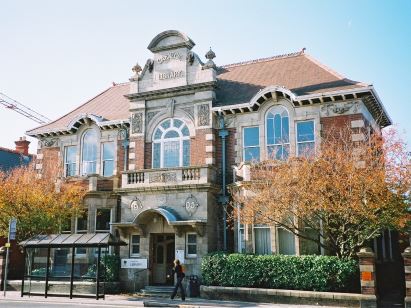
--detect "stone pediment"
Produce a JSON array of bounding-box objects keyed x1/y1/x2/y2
[{"x1": 148, "y1": 30, "x2": 195, "y2": 52}]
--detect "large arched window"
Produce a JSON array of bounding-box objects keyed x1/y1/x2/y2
[
  {"x1": 81, "y1": 129, "x2": 98, "y2": 175},
  {"x1": 152, "y1": 118, "x2": 190, "y2": 168},
  {"x1": 266, "y1": 106, "x2": 289, "y2": 160}
]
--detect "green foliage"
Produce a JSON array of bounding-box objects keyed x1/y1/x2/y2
[
  {"x1": 201, "y1": 253, "x2": 359, "y2": 292},
  {"x1": 82, "y1": 254, "x2": 120, "y2": 282}
]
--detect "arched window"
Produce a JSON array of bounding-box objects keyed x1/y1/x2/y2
[
  {"x1": 81, "y1": 129, "x2": 98, "y2": 175},
  {"x1": 266, "y1": 106, "x2": 289, "y2": 160},
  {"x1": 152, "y1": 118, "x2": 190, "y2": 168}
]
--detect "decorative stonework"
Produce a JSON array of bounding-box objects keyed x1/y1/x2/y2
[
  {"x1": 181, "y1": 106, "x2": 194, "y2": 120},
  {"x1": 131, "y1": 113, "x2": 143, "y2": 134},
  {"x1": 187, "y1": 51, "x2": 195, "y2": 65},
  {"x1": 146, "y1": 59, "x2": 154, "y2": 73},
  {"x1": 197, "y1": 104, "x2": 210, "y2": 126},
  {"x1": 146, "y1": 111, "x2": 160, "y2": 124},
  {"x1": 321, "y1": 102, "x2": 359, "y2": 116},
  {"x1": 167, "y1": 99, "x2": 176, "y2": 117},
  {"x1": 42, "y1": 138, "x2": 58, "y2": 147},
  {"x1": 149, "y1": 172, "x2": 177, "y2": 183},
  {"x1": 184, "y1": 194, "x2": 200, "y2": 216},
  {"x1": 130, "y1": 197, "x2": 144, "y2": 215}
]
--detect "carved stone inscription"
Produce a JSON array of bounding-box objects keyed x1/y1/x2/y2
[
  {"x1": 197, "y1": 104, "x2": 210, "y2": 126},
  {"x1": 149, "y1": 172, "x2": 177, "y2": 183},
  {"x1": 184, "y1": 194, "x2": 200, "y2": 216}
]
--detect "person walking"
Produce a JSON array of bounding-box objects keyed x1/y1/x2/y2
[{"x1": 170, "y1": 259, "x2": 185, "y2": 301}]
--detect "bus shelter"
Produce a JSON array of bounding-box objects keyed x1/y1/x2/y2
[{"x1": 19, "y1": 233, "x2": 126, "y2": 299}]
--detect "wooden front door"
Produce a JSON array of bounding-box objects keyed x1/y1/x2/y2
[{"x1": 152, "y1": 234, "x2": 175, "y2": 285}]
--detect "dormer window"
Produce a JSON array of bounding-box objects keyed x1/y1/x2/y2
[
  {"x1": 81, "y1": 129, "x2": 98, "y2": 175},
  {"x1": 152, "y1": 118, "x2": 190, "y2": 168}
]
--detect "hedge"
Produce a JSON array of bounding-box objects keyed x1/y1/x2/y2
[{"x1": 201, "y1": 253, "x2": 359, "y2": 292}]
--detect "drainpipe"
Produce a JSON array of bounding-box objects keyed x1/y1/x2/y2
[
  {"x1": 218, "y1": 113, "x2": 229, "y2": 251},
  {"x1": 118, "y1": 126, "x2": 129, "y2": 171}
]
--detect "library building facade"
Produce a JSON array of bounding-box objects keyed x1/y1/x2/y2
[{"x1": 27, "y1": 30, "x2": 392, "y2": 290}]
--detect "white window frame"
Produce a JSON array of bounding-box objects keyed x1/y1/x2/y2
[
  {"x1": 64, "y1": 145, "x2": 77, "y2": 177},
  {"x1": 94, "y1": 208, "x2": 112, "y2": 233},
  {"x1": 265, "y1": 106, "x2": 290, "y2": 160},
  {"x1": 152, "y1": 118, "x2": 190, "y2": 168},
  {"x1": 130, "y1": 234, "x2": 141, "y2": 257},
  {"x1": 101, "y1": 141, "x2": 115, "y2": 177},
  {"x1": 186, "y1": 232, "x2": 197, "y2": 258},
  {"x1": 296, "y1": 120, "x2": 315, "y2": 157},
  {"x1": 243, "y1": 126, "x2": 260, "y2": 162},
  {"x1": 238, "y1": 224, "x2": 246, "y2": 253}
]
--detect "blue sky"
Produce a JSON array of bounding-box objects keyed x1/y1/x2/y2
[{"x1": 1, "y1": 0, "x2": 410, "y2": 152}]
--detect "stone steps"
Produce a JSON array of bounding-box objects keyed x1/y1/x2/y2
[{"x1": 139, "y1": 285, "x2": 175, "y2": 298}]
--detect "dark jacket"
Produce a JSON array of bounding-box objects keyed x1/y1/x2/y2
[{"x1": 173, "y1": 264, "x2": 185, "y2": 279}]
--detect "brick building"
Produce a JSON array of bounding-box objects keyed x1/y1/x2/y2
[{"x1": 26, "y1": 30, "x2": 391, "y2": 290}]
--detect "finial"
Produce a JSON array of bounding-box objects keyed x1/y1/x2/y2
[
  {"x1": 205, "y1": 47, "x2": 216, "y2": 60},
  {"x1": 302, "y1": 47, "x2": 306, "y2": 53},
  {"x1": 132, "y1": 63, "x2": 142, "y2": 75}
]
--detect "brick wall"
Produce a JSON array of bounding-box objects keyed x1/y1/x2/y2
[
  {"x1": 144, "y1": 142, "x2": 152, "y2": 169},
  {"x1": 191, "y1": 128, "x2": 213, "y2": 166},
  {"x1": 39, "y1": 147, "x2": 60, "y2": 178},
  {"x1": 320, "y1": 113, "x2": 364, "y2": 137}
]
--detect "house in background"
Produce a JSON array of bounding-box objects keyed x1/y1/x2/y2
[
  {"x1": 25, "y1": 30, "x2": 394, "y2": 292},
  {"x1": 0, "y1": 137, "x2": 33, "y2": 172}
]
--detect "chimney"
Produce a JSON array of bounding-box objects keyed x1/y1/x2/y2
[{"x1": 15, "y1": 136, "x2": 30, "y2": 156}]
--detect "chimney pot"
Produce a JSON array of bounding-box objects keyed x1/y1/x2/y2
[{"x1": 15, "y1": 136, "x2": 30, "y2": 155}]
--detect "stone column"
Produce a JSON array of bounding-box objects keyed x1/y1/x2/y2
[
  {"x1": 402, "y1": 247, "x2": 411, "y2": 308},
  {"x1": 357, "y1": 247, "x2": 377, "y2": 308}
]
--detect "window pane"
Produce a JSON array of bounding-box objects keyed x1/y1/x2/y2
[
  {"x1": 153, "y1": 143, "x2": 160, "y2": 168},
  {"x1": 132, "y1": 245, "x2": 140, "y2": 254},
  {"x1": 187, "y1": 244, "x2": 197, "y2": 255},
  {"x1": 173, "y1": 119, "x2": 183, "y2": 128},
  {"x1": 244, "y1": 127, "x2": 259, "y2": 147},
  {"x1": 278, "y1": 228, "x2": 295, "y2": 255},
  {"x1": 76, "y1": 210, "x2": 88, "y2": 232},
  {"x1": 181, "y1": 126, "x2": 189, "y2": 137},
  {"x1": 164, "y1": 130, "x2": 179, "y2": 139},
  {"x1": 161, "y1": 120, "x2": 171, "y2": 130},
  {"x1": 103, "y1": 142, "x2": 114, "y2": 159},
  {"x1": 132, "y1": 235, "x2": 140, "y2": 244},
  {"x1": 103, "y1": 160, "x2": 114, "y2": 177},
  {"x1": 244, "y1": 147, "x2": 260, "y2": 162},
  {"x1": 82, "y1": 130, "x2": 97, "y2": 175},
  {"x1": 254, "y1": 228, "x2": 271, "y2": 255},
  {"x1": 154, "y1": 128, "x2": 162, "y2": 140},
  {"x1": 96, "y1": 209, "x2": 111, "y2": 231},
  {"x1": 163, "y1": 141, "x2": 180, "y2": 167},
  {"x1": 274, "y1": 114, "x2": 282, "y2": 144},
  {"x1": 298, "y1": 142, "x2": 315, "y2": 157},
  {"x1": 187, "y1": 234, "x2": 196, "y2": 244},
  {"x1": 65, "y1": 146, "x2": 77, "y2": 177},
  {"x1": 183, "y1": 140, "x2": 190, "y2": 166},
  {"x1": 297, "y1": 121, "x2": 314, "y2": 142},
  {"x1": 267, "y1": 118, "x2": 274, "y2": 145}
]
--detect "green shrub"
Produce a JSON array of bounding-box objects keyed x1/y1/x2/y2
[{"x1": 201, "y1": 253, "x2": 359, "y2": 292}]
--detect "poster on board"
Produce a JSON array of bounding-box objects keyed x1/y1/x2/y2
[{"x1": 175, "y1": 249, "x2": 185, "y2": 264}]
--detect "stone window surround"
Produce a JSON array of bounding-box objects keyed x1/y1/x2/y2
[
  {"x1": 61, "y1": 125, "x2": 118, "y2": 178},
  {"x1": 237, "y1": 99, "x2": 320, "y2": 163}
]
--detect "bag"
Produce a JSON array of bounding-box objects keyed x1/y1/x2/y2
[{"x1": 181, "y1": 272, "x2": 185, "y2": 278}]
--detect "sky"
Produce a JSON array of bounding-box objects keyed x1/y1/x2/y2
[{"x1": 1, "y1": 0, "x2": 410, "y2": 153}]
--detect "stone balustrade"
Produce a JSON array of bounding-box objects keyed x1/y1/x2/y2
[{"x1": 122, "y1": 165, "x2": 216, "y2": 189}]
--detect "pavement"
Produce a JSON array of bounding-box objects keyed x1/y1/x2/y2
[{"x1": 0, "y1": 291, "x2": 340, "y2": 307}]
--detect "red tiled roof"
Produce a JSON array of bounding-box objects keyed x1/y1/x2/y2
[
  {"x1": 215, "y1": 51, "x2": 368, "y2": 106},
  {"x1": 27, "y1": 83, "x2": 130, "y2": 135}
]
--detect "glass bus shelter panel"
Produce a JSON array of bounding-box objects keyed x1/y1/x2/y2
[
  {"x1": 46, "y1": 248, "x2": 73, "y2": 296},
  {"x1": 72, "y1": 247, "x2": 99, "y2": 297},
  {"x1": 24, "y1": 248, "x2": 48, "y2": 293}
]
